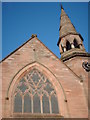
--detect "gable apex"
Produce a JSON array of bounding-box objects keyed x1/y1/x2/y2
[{"x1": 0, "y1": 35, "x2": 59, "y2": 63}]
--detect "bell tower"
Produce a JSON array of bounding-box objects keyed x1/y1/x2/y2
[
  {"x1": 57, "y1": 6, "x2": 86, "y2": 61},
  {"x1": 57, "y1": 5, "x2": 90, "y2": 84}
]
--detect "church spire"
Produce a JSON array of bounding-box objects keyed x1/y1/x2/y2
[
  {"x1": 58, "y1": 5, "x2": 78, "y2": 44},
  {"x1": 57, "y1": 6, "x2": 85, "y2": 60}
]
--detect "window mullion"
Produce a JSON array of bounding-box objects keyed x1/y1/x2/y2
[
  {"x1": 40, "y1": 96, "x2": 43, "y2": 114},
  {"x1": 22, "y1": 95, "x2": 24, "y2": 113},
  {"x1": 49, "y1": 96, "x2": 52, "y2": 114},
  {"x1": 31, "y1": 96, "x2": 33, "y2": 113}
]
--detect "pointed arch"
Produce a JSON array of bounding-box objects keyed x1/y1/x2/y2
[
  {"x1": 7, "y1": 61, "x2": 68, "y2": 117},
  {"x1": 73, "y1": 39, "x2": 80, "y2": 48},
  {"x1": 66, "y1": 41, "x2": 71, "y2": 51}
]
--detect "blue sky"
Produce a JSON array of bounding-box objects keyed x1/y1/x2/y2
[{"x1": 2, "y1": 2, "x2": 88, "y2": 60}]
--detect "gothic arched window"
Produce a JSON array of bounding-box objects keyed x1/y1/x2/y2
[
  {"x1": 13, "y1": 68, "x2": 59, "y2": 114},
  {"x1": 66, "y1": 41, "x2": 71, "y2": 51},
  {"x1": 73, "y1": 39, "x2": 80, "y2": 48}
]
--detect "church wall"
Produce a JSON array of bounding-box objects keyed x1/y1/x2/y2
[
  {"x1": 64, "y1": 56, "x2": 89, "y2": 91},
  {"x1": 64, "y1": 56, "x2": 89, "y2": 117},
  {"x1": 1, "y1": 37, "x2": 88, "y2": 118}
]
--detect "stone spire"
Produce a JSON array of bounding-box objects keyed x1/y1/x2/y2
[
  {"x1": 60, "y1": 6, "x2": 78, "y2": 37},
  {"x1": 57, "y1": 6, "x2": 86, "y2": 61},
  {"x1": 57, "y1": 6, "x2": 78, "y2": 46}
]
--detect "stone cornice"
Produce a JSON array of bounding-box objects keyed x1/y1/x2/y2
[{"x1": 60, "y1": 49, "x2": 90, "y2": 62}]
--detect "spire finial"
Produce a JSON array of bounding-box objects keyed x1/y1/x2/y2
[
  {"x1": 31, "y1": 34, "x2": 37, "y2": 38},
  {"x1": 61, "y1": 4, "x2": 64, "y2": 10}
]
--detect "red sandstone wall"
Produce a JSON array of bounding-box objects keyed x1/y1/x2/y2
[
  {"x1": 64, "y1": 57, "x2": 89, "y2": 81},
  {"x1": 1, "y1": 37, "x2": 88, "y2": 118},
  {"x1": 64, "y1": 57, "x2": 89, "y2": 95}
]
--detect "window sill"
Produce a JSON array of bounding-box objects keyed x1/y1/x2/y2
[{"x1": 11, "y1": 113, "x2": 63, "y2": 118}]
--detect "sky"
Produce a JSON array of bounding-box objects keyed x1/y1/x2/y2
[{"x1": 2, "y1": 2, "x2": 88, "y2": 60}]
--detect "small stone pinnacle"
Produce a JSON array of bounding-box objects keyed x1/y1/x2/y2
[{"x1": 31, "y1": 34, "x2": 37, "y2": 38}]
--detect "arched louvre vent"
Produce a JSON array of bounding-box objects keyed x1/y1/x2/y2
[
  {"x1": 73, "y1": 39, "x2": 80, "y2": 48},
  {"x1": 66, "y1": 41, "x2": 71, "y2": 51},
  {"x1": 14, "y1": 68, "x2": 59, "y2": 114}
]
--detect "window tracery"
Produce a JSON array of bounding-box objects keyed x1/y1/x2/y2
[{"x1": 13, "y1": 68, "x2": 59, "y2": 114}]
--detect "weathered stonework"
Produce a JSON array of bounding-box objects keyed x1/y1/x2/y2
[
  {"x1": 0, "y1": 37, "x2": 88, "y2": 118},
  {"x1": 0, "y1": 6, "x2": 89, "y2": 119}
]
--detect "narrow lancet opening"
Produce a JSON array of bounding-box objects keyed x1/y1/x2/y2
[
  {"x1": 73, "y1": 39, "x2": 80, "y2": 48},
  {"x1": 66, "y1": 41, "x2": 71, "y2": 51}
]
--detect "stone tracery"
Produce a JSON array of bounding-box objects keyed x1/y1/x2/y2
[{"x1": 14, "y1": 68, "x2": 59, "y2": 114}]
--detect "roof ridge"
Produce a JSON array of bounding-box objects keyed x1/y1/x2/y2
[{"x1": 0, "y1": 37, "x2": 33, "y2": 63}]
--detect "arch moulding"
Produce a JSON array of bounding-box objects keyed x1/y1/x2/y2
[{"x1": 7, "y1": 61, "x2": 68, "y2": 117}]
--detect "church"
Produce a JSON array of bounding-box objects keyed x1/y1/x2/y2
[{"x1": 0, "y1": 6, "x2": 90, "y2": 119}]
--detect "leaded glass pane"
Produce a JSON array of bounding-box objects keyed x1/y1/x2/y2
[
  {"x1": 24, "y1": 93, "x2": 31, "y2": 113},
  {"x1": 43, "y1": 94, "x2": 50, "y2": 113},
  {"x1": 17, "y1": 82, "x2": 28, "y2": 93},
  {"x1": 31, "y1": 72, "x2": 40, "y2": 85},
  {"x1": 14, "y1": 93, "x2": 22, "y2": 112},
  {"x1": 44, "y1": 83, "x2": 54, "y2": 94},
  {"x1": 51, "y1": 94, "x2": 59, "y2": 113},
  {"x1": 14, "y1": 68, "x2": 59, "y2": 114},
  {"x1": 33, "y1": 94, "x2": 41, "y2": 113},
  {"x1": 20, "y1": 78, "x2": 26, "y2": 83}
]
